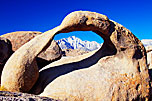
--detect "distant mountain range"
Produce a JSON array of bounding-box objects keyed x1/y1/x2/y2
[
  {"x1": 56, "y1": 36, "x2": 152, "y2": 51},
  {"x1": 141, "y1": 39, "x2": 152, "y2": 47},
  {"x1": 56, "y1": 36, "x2": 101, "y2": 51}
]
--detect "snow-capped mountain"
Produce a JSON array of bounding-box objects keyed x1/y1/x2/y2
[
  {"x1": 141, "y1": 39, "x2": 152, "y2": 47},
  {"x1": 56, "y1": 36, "x2": 101, "y2": 51},
  {"x1": 56, "y1": 37, "x2": 152, "y2": 51}
]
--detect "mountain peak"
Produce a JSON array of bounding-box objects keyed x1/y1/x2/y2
[
  {"x1": 56, "y1": 36, "x2": 101, "y2": 51},
  {"x1": 56, "y1": 37, "x2": 152, "y2": 51},
  {"x1": 141, "y1": 39, "x2": 152, "y2": 47}
]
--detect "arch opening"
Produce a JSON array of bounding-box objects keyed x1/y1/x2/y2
[
  {"x1": 54, "y1": 31, "x2": 104, "y2": 53},
  {"x1": 30, "y1": 29, "x2": 117, "y2": 95}
]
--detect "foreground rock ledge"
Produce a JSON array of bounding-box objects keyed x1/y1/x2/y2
[{"x1": 0, "y1": 91, "x2": 58, "y2": 101}]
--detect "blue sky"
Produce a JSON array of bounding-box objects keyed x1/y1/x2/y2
[{"x1": 0, "y1": 0, "x2": 152, "y2": 43}]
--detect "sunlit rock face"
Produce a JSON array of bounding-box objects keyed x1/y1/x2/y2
[
  {"x1": 0, "y1": 11, "x2": 150, "y2": 100},
  {"x1": 38, "y1": 11, "x2": 150, "y2": 100},
  {"x1": 1, "y1": 31, "x2": 62, "y2": 69}
]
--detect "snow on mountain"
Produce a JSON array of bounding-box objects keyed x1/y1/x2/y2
[
  {"x1": 56, "y1": 36, "x2": 101, "y2": 51},
  {"x1": 56, "y1": 37, "x2": 152, "y2": 51},
  {"x1": 141, "y1": 39, "x2": 152, "y2": 47}
]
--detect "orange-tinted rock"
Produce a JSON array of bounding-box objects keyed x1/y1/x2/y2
[
  {"x1": 1, "y1": 31, "x2": 42, "y2": 51},
  {"x1": 39, "y1": 11, "x2": 150, "y2": 100},
  {"x1": 1, "y1": 27, "x2": 60, "y2": 92},
  {"x1": 1, "y1": 11, "x2": 150, "y2": 100}
]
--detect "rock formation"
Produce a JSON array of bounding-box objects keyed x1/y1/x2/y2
[
  {"x1": 1, "y1": 27, "x2": 60, "y2": 92},
  {"x1": 146, "y1": 46, "x2": 152, "y2": 100},
  {"x1": 1, "y1": 31, "x2": 42, "y2": 51},
  {"x1": 0, "y1": 37, "x2": 13, "y2": 66},
  {"x1": 1, "y1": 11, "x2": 150, "y2": 100},
  {"x1": 0, "y1": 91, "x2": 57, "y2": 101},
  {"x1": 37, "y1": 11, "x2": 150, "y2": 100},
  {"x1": 0, "y1": 37, "x2": 13, "y2": 83},
  {"x1": 37, "y1": 40, "x2": 62, "y2": 69},
  {"x1": 30, "y1": 49, "x2": 98, "y2": 94},
  {"x1": 1, "y1": 31, "x2": 62, "y2": 69}
]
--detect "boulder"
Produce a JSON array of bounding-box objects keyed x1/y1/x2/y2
[
  {"x1": 30, "y1": 49, "x2": 98, "y2": 94},
  {"x1": 0, "y1": 37, "x2": 13, "y2": 65},
  {"x1": 1, "y1": 31, "x2": 62, "y2": 68},
  {"x1": 1, "y1": 27, "x2": 60, "y2": 92},
  {"x1": 1, "y1": 11, "x2": 150, "y2": 100},
  {"x1": 1, "y1": 31, "x2": 42, "y2": 51},
  {"x1": 37, "y1": 40, "x2": 62, "y2": 69},
  {"x1": 38, "y1": 11, "x2": 150, "y2": 100},
  {"x1": 0, "y1": 37, "x2": 13, "y2": 83},
  {"x1": 0, "y1": 91, "x2": 57, "y2": 101}
]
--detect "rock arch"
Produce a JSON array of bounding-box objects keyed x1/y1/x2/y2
[{"x1": 1, "y1": 11, "x2": 150, "y2": 100}]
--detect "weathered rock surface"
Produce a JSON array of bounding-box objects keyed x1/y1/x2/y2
[
  {"x1": 1, "y1": 11, "x2": 150, "y2": 100},
  {"x1": 0, "y1": 91, "x2": 57, "y2": 101},
  {"x1": 0, "y1": 37, "x2": 13, "y2": 84},
  {"x1": 1, "y1": 31, "x2": 62, "y2": 69},
  {"x1": 1, "y1": 27, "x2": 60, "y2": 92},
  {"x1": 39, "y1": 40, "x2": 61, "y2": 61},
  {"x1": 0, "y1": 37, "x2": 13, "y2": 64},
  {"x1": 1, "y1": 31, "x2": 42, "y2": 51},
  {"x1": 38, "y1": 11, "x2": 150, "y2": 100},
  {"x1": 30, "y1": 49, "x2": 98, "y2": 94}
]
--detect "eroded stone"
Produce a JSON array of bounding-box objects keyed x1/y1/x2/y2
[
  {"x1": 1, "y1": 11, "x2": 150, "y2": 100},
  {"x1": 39, "y1": 11, "x2": 150, "y2": 100},
  {"x1": 1, "y1": 31, "x2": 62, "y2": 69}
]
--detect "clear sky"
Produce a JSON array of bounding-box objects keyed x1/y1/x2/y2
[{"x1": 0, "y1": 0, "x2": 152, "y2": 43}]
